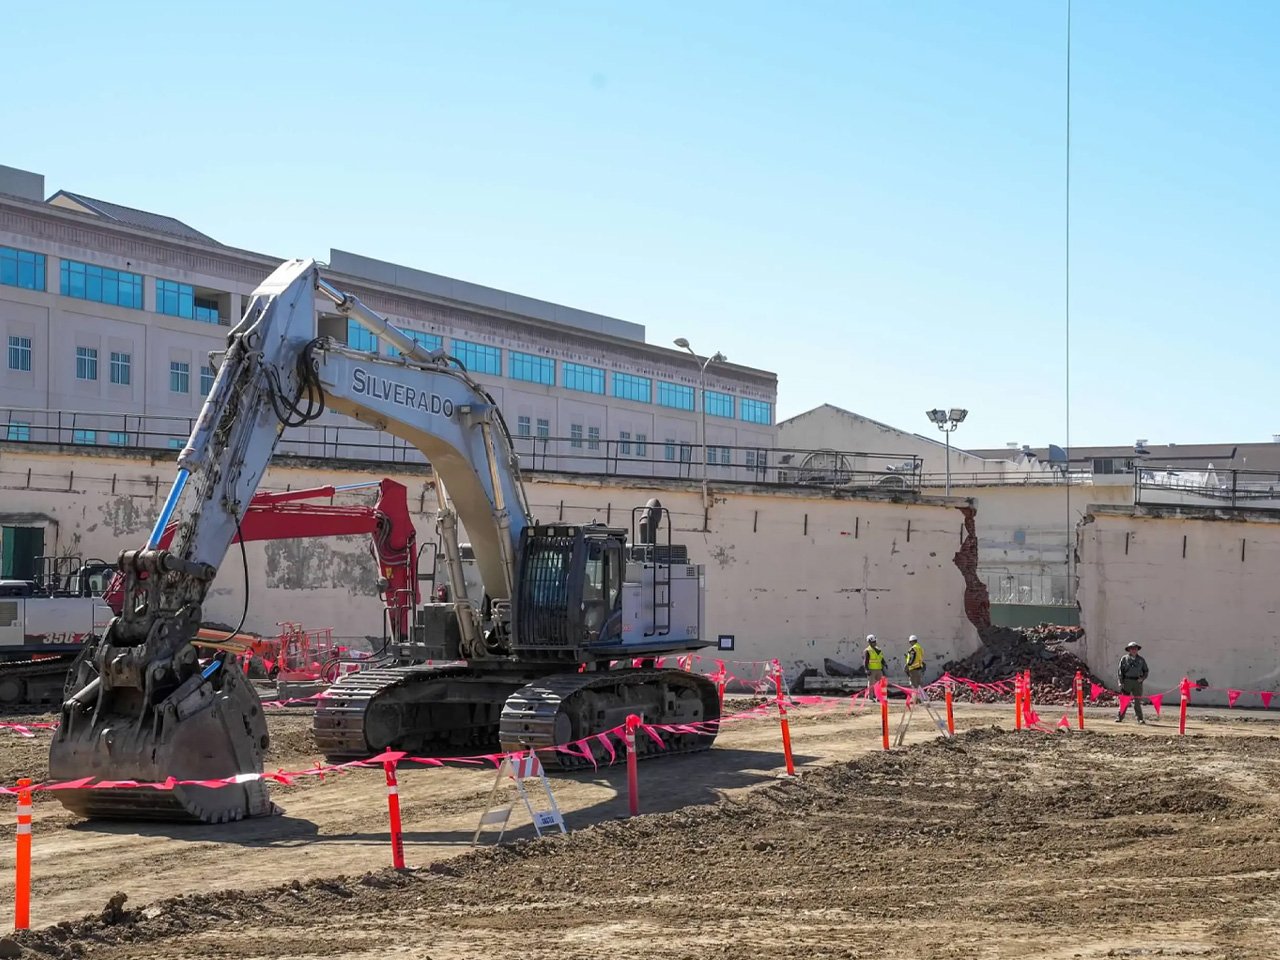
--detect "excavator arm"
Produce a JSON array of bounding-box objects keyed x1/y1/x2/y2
[{"x1": 50, "y1": 259, "x2": 532, "y2": 823}]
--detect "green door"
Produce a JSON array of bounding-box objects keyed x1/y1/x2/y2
[{"x1": 0, "y1": 526, "x2": 45, "y2": 580}]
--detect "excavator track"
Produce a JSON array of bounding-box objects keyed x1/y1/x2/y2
[
  {"x1": 499, "y1": 668, "x2": 721, "y2": 772},
  {"x1": 0, "y1": 656, "x2": 78, "y2": 706},
  {"x1": 313, "y1": 663, "x2": 533, "y2": 760}
]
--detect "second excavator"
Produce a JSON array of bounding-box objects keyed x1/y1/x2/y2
[{"x1": 50, "y1": 258, "x2": 719, "y2": 824}]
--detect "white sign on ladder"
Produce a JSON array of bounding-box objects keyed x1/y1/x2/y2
[{"x1": 472, "y1": 750, "x2": 568, "y2": 846}]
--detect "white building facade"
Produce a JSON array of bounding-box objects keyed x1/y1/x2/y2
[{"x1": 0, "y1": 164, "x2": 778, "y2": 480}]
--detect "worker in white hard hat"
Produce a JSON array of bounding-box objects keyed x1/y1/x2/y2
[
  {"x1": 863, "y1": 634, "x2": 885, "y2": 693},
  {"x1": 905, "y1": 635, "x2": 927, "y2": 699}
]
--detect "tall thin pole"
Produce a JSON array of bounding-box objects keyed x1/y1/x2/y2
[
  {"x1": 945, "y1": 430, "x2": 952, "y2": 496},
  {"x1": 699, "y1": 359, "x2": 708, "y2": 513}
]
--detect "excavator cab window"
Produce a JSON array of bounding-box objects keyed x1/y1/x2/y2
[{"x1": 581, "y1": 537, "x2": 622, "y2": 639}]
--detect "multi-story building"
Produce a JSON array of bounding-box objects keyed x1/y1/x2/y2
[{"x1": 0, "y1": 163, "x2": 778, "y2": 478}]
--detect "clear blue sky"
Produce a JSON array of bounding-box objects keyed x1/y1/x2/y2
[{"x1": 5, "y1": 1, "x2": 1276, "y2": 449}]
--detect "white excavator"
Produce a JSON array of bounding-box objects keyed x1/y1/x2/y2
[{"x1": 49, "y1": 259, "x2": 718, "y2": 824}]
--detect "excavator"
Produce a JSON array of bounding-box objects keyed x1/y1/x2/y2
[{"x1": 49, "y1": 258, "x2": 718, "y2": 824}]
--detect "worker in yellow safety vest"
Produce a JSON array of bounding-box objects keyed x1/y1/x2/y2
[
  {"x1": 905, "y1": 635, "x2": 927, "y2": 699},
  {"x1": 863, "y1": 634, "x2": 886, "y2": 692}
]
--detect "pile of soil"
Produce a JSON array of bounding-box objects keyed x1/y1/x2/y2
[{"x1": 943, "y1": 625, "x2": 1114, "y2": 704}]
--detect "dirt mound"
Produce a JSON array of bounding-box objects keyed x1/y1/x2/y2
[
  {"x1": 14, "y1": 729, "x2": 1280, "y2": 959},
  {"x1": 943, "y1": 624, "x2": 1110, "y2": 705}
]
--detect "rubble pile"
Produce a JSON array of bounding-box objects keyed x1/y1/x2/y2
[{"x1": 942, "y1": 624, "x2": 1115, "y2": 705}]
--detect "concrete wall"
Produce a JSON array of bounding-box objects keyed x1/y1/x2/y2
[
  {"x1": 0, "y1": 445, "x2": 982, "y2": 680},
  {"x1": 1077, "y1": 505, "x2": 1280, "y2": 704}
]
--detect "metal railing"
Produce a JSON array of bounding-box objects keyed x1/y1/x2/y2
[
  {"x1": 1134, "y1": 466, "x2": 1280, "y2": 510},
  {"x1": 917, "y1": 469, "x2": 1095, "y2": 488},
  {"x1": 0, "y1": 405, "x2": 924, "y2": 491},
  {"x1": 979, "y1": 567, "x2": 1076, "y2": 606}
]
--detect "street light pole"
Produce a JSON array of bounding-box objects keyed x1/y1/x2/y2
[
  {"x1": 926, "y1": 408, "x2": 969, "y2": 496},
  {"x1": 674, "y1": 338, "x2": 725, "y2": 517}
]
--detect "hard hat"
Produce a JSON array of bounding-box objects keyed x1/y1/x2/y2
[
  {"x1": 867, "y1": 634, "x2": 877, "y2": 643},
  {"x1": 1125, "y1": 642, "x2": 1142, "y2": 650},
  {"x1": 909, "y1": 635, "x2": 919, "y2": 643}
]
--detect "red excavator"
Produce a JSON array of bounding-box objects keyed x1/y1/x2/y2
[{"x1": 104, "y1": 478, "x2": 421, "y2": 645}]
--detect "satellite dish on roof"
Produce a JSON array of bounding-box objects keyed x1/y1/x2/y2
[{"x1": 1048, "y1": 444, "x2": 1068, "y2": 464}]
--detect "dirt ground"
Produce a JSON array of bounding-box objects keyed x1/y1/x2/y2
[{"x1": 3, "y1": 699, "x2": 1280, "y2": 958}]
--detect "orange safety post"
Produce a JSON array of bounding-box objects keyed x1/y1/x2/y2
[
  {"x1": 625, "y1": 714, "x2": 641, "y2": 816},
  {"x1": 772, "y1": 659, "x2": 796, "y2": 777},
  {"x1": 1075, "y1": 670, "x2": 1085, "y2": 730},
  {"x1": 714, "y1": 659, "x2": 728, "y2": 711},
  {"x1": 945, "y1": 684, "x2": 955, "y2": 735},
  {"x1": 383, "y1": 762, "x2": 406, "y2": 870},
  {"x1": 1014, "y1": 674, "x2": 1023, "y2": 731},
  {"x1": 15, "y1": 777, "x2": 31, "y2": 930},
  {"x1": 879, "y1": 678, "x2": 890, "y2": 751},
  {"x1": 1178, "y1": 677, "x2": 1191, "y2": 736}
]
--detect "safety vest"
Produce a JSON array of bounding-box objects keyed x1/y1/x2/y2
[
  {"x1": 906, "y1": 643, "x2": 925, "y2": 671},
  {"x1": 865, "y1": 646, "x2": 885, "y2": 670}
]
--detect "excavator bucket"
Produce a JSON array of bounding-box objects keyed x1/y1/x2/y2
[{"x1": 49, "y1": 656, "x2": 277, "y2": 823}]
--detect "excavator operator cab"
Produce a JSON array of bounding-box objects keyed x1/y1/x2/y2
[{"x1": 580, "y1": 533, "x2": 624, "y2": 640}]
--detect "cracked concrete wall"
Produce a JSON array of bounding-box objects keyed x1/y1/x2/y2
[
  {"x1": 0, "y1": 446, "x2": 981, "y2": 675},
  {"x1": 1077, "y1": 507, "x2": 1280, "y2": 705}
]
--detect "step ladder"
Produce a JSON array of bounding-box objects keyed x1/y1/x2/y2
[
  {"x1": 472, "y1": 751, "x2": 567, "y2": 846},
  {"x1": 892, "y1": 689, "x2": 953, "y2": 746}
]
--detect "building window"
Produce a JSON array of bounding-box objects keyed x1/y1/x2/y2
[
  {"x1": 72, "y1": 429, "x2": 96, "y2": 445},
  {"x1": 570, "y1": 424, "x2": 583, "y2": 449},
  {"x1": 109, "y1": 351, "x2": 131, "y2": 386},
  {"x1": 452, "y1": 339, "x2": 501, "y2": 376},
  {"x1": 7, "y1": 336, "x2": 31, "y2": 372},
  {"x1": 563, "y1": 362, "x2": 605, "y2": 395},
  {"x1": 0, "y1": 247, "x2": 45, "y2": 291},
  {"x1": 510, "y1": 351, "x2": 555, "y2": 385},
  {"x1": 664, "y1": 439, "x2": 676, "y2": 462},
  {"x1": 740, "y1": 397, "x2": 773, "y2": 425},
  {"x1": 517, "y1": 416, "x2": 531, "y2": 437},
  {"x1": 680, "y1": 443, "x2": 693, "y2": 463},
  {"x1": 201, "y1": 365, "x2": 215, "y2": 396},
  {"x1": 75, "y1": 346, "x2": 98, "y2": 381},
  {"x1": 588, "y1": 426, "x2": 600, "y2": 451},
  {"x1": 170, "y1": 361, "x2": 190, "y2": 394},
  {"x1": 619, "y1": 430, "x2": 631, "y2": 456},
  {"x1": 720, "y1": 446, "x2": 731, "y2": 465},
  {"x1": 106, "y1": 431, "x2": 129, "y2": 447},
  {"x1": 636, "y1": 433, "x2": 647, "y2": 457},
  {"x1": 612, "y1": 372, "x2": 652, "y2": 403},
  {"x1": 705, "y1": 390, "x2": 734, "y2": 419},
  {"x1": 6, "y1": 422, "x2": 30, "y2": 442},
  {"x1": 193, "y1": 295, "x2": 220, "y2": 324},
  {"x1": 60, "y1": 260, "x2": 143, "y2": 309},
  {"x1": 658, "y1": 381, "x2": 695, "y2": 411},
  {"x1": 746, "y1": 449, "x2": 768, "y2": 469},
  {"x1": 156, "y1": 279, "x2": 195, "y2": 319},
  {"x1": 536, "y1": 418, "x2": 550, "y2": 439},
  {"x1": 347, "y1": 319, "x2": 378, "y2": 353},
  {"x1": 168, "y1": 438, "x2": 185, "y2": 450},
  {"x1": 398, "y1": 329, "x2": 443, "y2": 355}
]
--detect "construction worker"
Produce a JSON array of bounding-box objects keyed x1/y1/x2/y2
[
  {"x1": 863, "y1": 634, "x2": 886, "y2": 693},
  {"x1": 905, "y1": 635, "x2": 927, "y2": 698},
  {"x1": 1115, "y1": 641, "x2": 1149, "y2": 724}
]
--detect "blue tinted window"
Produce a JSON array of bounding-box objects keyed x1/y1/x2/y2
[
  {"x1": 657, "y1": 381, "x2": 695, "y2": 411},
  {"x1": 6, "y1": 422, "x2": 30, "y2": 442},
  {"x1": 72, "y1": 429, "x2": 96, "y2": 445},
  {"x1": 60, "y1": 260, "x2": 143, "y2": 309},
  {"x1": 0, "y1": 247, "x2": 46, "y2": 291},
  {"x1": 397, "y1": 329, "x2": 443, "y2": 355},
  {"x1": 563, "y1": 361, "x2": 604, "y2": 394},
  {"x1": 170, "y1": 361, "x2": 190, "y2": 394},
  {"x1": 193, "y1": 296, "x2": 221, "y2": 324},
  {"x1": 106, "y1": 431, "x2": 129, "y2": 446},
  {"x1": 510, "y1": 350, "x2": 555, "y2": 385},
  {"x1": 612, "y1": 372, "x2": 651, "y2": 403},
  {"x1": 156, "y1": 279, "x2": 195, "y2": 319},
  {"x1": 201, "y1": 365, "x2": 215, "y2": 396},
  {"x1": 347, "y1": 319, "x2": 378, "y2": 353},
  {"x1": 740, "y1": 398, "x2": 773, "y2": 425},
  {"x1": 705, "y1": 390, "x2": 734, "y2": 418},
  {"x1": 452, "y1": 339, "x2": 501, "y2": 375}
]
